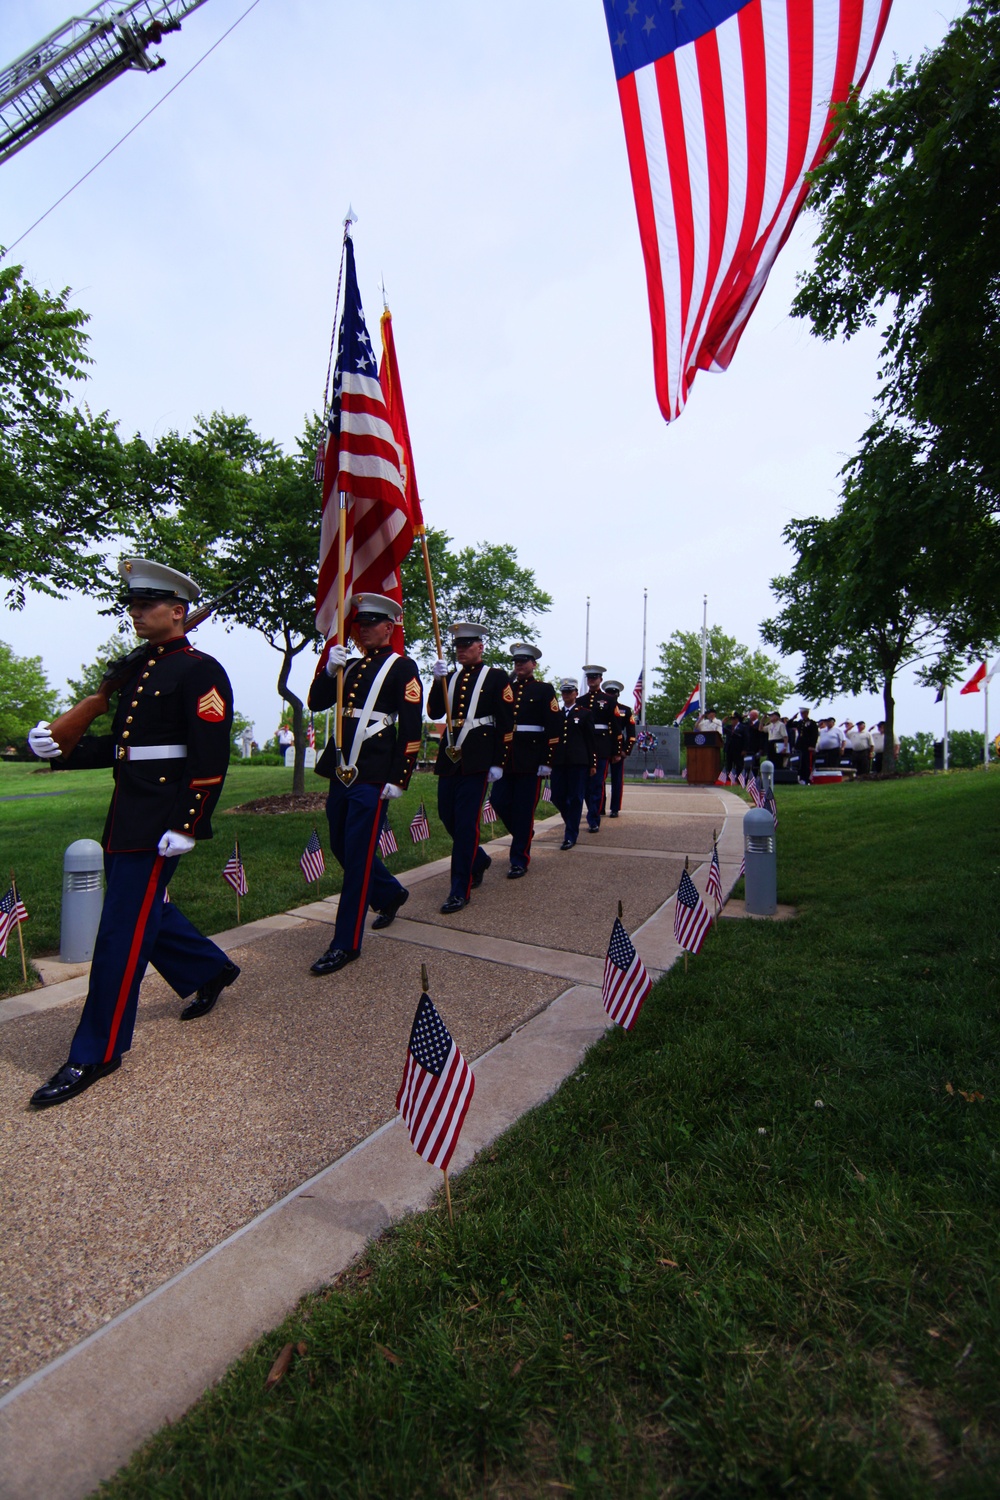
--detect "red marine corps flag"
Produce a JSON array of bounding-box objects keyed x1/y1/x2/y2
[
  {"x1": 315, "y1": 230, "x2": 413, "y2": 654},
  {"x1": 602, "y1": 0, "x2": 894, "y2": 422}
]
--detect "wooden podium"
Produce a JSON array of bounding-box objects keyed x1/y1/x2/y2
[{"x1": 684, "y1": 731, "x2": 722, "y2": 785}]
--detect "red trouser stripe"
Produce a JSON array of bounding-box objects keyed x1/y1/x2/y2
[
  {"x1": 104, "y1": 854, "x2": 165, "y2": 1063},
  {"x1": 352, "y1": 794, "x2": 385, "y2": 950}
]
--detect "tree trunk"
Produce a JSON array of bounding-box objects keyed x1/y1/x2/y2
[
  {"x1": 276, "y1": 628, "x2": 310, "y2": 796},
  {"x1": 882, "y1": 676, "x2": 896, "y2": 775}
]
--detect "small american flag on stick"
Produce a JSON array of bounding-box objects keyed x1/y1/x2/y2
[
  {"x1": 480, "y1": 791, "x2": 497, "y2": 826},
  {"x1": 0, "y1": 883, "x2": 28, "y2": 959},
  {"x1": 602, "y1": 915, "x2": 652, "y2": 1031},
  {"x1": 409, "y1": 802, "x2": 430, "y2": 844},
  {"x1": 706, "y1": 839, "x2": 723, "y2": 910},
  {"x1": 222, "y1": 843, "x2": 248, "y2": 896},
  {"x1": 674, "y1": 868, "x2": 711, "y2": 956},
  {"x1": 396, "y1": 992, "x2": 475, "y2": 1171},
  {"x1": 763, "y1": 789, "x2": 778, "y2": 828},
  {"x1": 378, "y1": 814, "x2": 398, "y2": 859},
  {"x1": 300, "y1": 829, "x2": 326, "y2": 883},
  {"x1": 748, "y1": 774, "x2": 765, "y2": 808}
]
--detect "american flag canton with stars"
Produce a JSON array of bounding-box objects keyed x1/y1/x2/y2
[
  {"x1": 604, "y1": 0, "x2": 747, "y2": 77},
  {"x1": 673, "y1": 867, "x2": 712, "y2": 954},
  {"x1": 396, "y1": 993, "x2": 475, "y2": 1172},
  {"x1": 602, "y1": 916, "x2": 652, "y2": 1031},
  {"x1": 328, "y1": 253, "x2": 378, "y2": 456}
]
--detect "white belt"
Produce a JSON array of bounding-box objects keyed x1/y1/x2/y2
[
  {"x1": 116, "y1": 744, "x2": 187, "y2": 762},
  {"x1": 454, "y1": 715, "x2": 494, "y2": 730},
  {"x1": 515, "y1": 724, "x2": 545, "y2": 733},
  {"x1": 346, "y1": 709, "x2": 397, "y2": 741}
]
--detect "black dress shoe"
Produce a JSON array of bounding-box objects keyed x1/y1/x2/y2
[
  {"x1": 507, "y1": 866, "x2": 527, "y2": 879},
  {"x1": 371, "y1": 888, "x2": 409, "y2": 930},
  {"x1": 30, "y1": 1057, "x2": 121, "y2": 1109},
  {"x1": 440, "y1": 895, "x2": 466, "y2": 914},
  {"x1": 310, "y1": 946, "x2": 358, "y2": 976},
  {"x1": 610, "y1": 811, "x2": 619, "y2": 818},
  {"x1": 588, "y1": 824, "x2": 600, "y2": 833},
  {"x1": 471, "y1": 854, "x2": 492, "y2": 889},
  {"x1": 180, "y1": 960, "x2": 241, "y2": 1020},
  {"x1": 560, "y1": 839, "x2": 576, "y2": 851}
]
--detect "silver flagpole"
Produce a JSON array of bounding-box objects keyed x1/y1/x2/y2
[
  {"x1": 699, "y1": 594, "x2": 708, "y2": 717},
  {"x1": 943, "y1": 687, "x2": 949, "y2": 771},
  {"x1": 641, "y1": 586, "x2": 648, "y2": 728},
  {"x1": 585, "y1": 595, "x2": 590, "y2": 663},
  {"x1": 985, "y1": 675, "x2": 990, "y2": 766}
]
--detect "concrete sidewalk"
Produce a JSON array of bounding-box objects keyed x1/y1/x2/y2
[{"x1": 0, "y1": 784, "x2": 748, "y2": 1500}]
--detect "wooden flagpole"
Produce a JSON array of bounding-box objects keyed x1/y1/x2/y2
[
  {"x1": 235, "y1": 841, "x2": 242, "y2": 926},
  {"x1": 443, "y1": 1169, "x2": 454, "y2": 1227},
  {"x1": 335, "y1": 493, "x2": 348, "y2": 769},
  {"x1": 10, "y1": 869, "x2": 27, "y2": 985}
]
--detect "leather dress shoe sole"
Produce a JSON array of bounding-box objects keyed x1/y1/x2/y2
[
  {"x1": 471, "y1": 856, "x2": 492, "y2": 889},
  {"x1": 310, "y1": 947, "x2": 359, "y2": 976},
  {"x1": 440, "y1": 896, "x2": 466, "y2": 914},
  {"x1": 371, "y1": 888, "x2": 409, "y2": 930},
  {"x1": 507, "y1": 866, "x2": 527, "y2": 879},
  {"x1": 180, "y1": 960, "x2": 241, "y2": 1021},
  {"x1": 30, "y1": 1057, "x2": 121, "y2": 1109}
]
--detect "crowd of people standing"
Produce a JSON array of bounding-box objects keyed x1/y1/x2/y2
[{"x1": 696, "y1": 708, "x2": 900, "y2": 782}]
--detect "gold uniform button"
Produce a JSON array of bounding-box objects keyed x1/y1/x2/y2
[
  {"x1": 159, "y1": 776, "x2": 166, "y2": 784},
  {"x1": 131, "y1": 700, "x2": 138, "y2": 708},
  {"x1": 154, "y1": 690, "x2": 160, "y2": 697},
  {"x1": 125, "y1": 716, "x2": 133, "y2": 724},
  {"x1": 147, "y1": 659, "x2": 155, "y2": 667},
  {"x1": 189, "y1": 807, "x2": 196, "y2": 815},
  {"x1": 142, "y1": 673, "x2": 150, "y2": 680},
  {"x1": 183, "y1": 823, "x2": 190, "y2": 830},
  {"x1": 195, "y1": 792, "x2": 203, "y2": 800},
  {"x1": 122, "y1": 731, "x2": 130, "y2": 739}
]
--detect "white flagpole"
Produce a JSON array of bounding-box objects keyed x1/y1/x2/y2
[
  {"x1": 943, "y1": 687, "x2": 949, "y2": 771},
  {"x1": 641, "y1": 586, "x2": 648, "y2": 728},
  {"x1": 700, "y1": 595, "x2": 708, "y2": 716},
  {"x1": 585, "y1": 595, "x2": 590, "y2": 663},
  {"x1": 985, "y1": 676, "x2": 990, "y2": 766}
]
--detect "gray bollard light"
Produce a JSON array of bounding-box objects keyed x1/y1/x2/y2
[
  {"x1": 743, "y1": 807, "x2": 777, "y2": 916},
  {"x1": 760, "y1": 759, "x2": 774, "y2": 797},
  {"x1": 61, "y1": 839, "x2": 104, "y2": 962}
]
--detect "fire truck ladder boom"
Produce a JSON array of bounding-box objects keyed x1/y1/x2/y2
[{"x1": 0, "y1": 0, "x2": 209, "y2": 166}]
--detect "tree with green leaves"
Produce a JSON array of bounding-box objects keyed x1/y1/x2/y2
[
  {"x1": 0, "y1": 261, "x2": 138, "y2": 609},
  {"x1": 645, "y1": 626, "x2": 792, "y2": 724},
  {"x1": 0, "y1": 641, "x2": 58, "y2": 747}
]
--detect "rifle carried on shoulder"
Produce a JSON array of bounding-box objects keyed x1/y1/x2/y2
[{"x1": 47, "y1": 579, "x2": 246, "y2": 758}]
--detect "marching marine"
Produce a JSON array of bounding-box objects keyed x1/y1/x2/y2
[
  {"x1": 308, "y1": 593, "x2": 423, "y2": 974},
  {"x1": 578, "y1": 664, "x2": 615, "y2": 833},
  {"x1": 26, "y1": 558, "x2": 238, "y2": 1108},
  {"x1": 549, "y1": 678, "x2": 597, "y2": 850},
  {"x1": 602, "y1": 679, "x2": 636, "y2": 818},
  {"x1": 490, "y1": 642, "x2": 561, "y2": 878},
  {"x1": 428, "y1": 621, "x2": 515, "y2": 912}
]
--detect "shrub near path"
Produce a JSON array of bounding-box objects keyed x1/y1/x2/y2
[{"x1": 99, "y1": 773, "x2": 999, "y2": 1498}]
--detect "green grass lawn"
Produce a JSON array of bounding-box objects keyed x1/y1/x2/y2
[
  {"x1": 0, "y1": 762, "x2": 552, "y2": 999},
  {"x1": 95, "y1": 770, "x2": 999, "y2": 1498}
]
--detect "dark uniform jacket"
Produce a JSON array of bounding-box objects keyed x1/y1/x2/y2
[
  {"x1": 60, "y1": 636, "x2": 233, "y2": 853},
  {"x1": 609, "y1": 699, "x2": 636, "y2": 758},
  {"x1": 504, "y1": 675, "x2": 562, "y2": 774},
  {"x1": 309, "y1": 647, "x2": 423, "y2": 788},
  {"x1": 550, "y1": 703, "x2": 597, "y2": 768},
  {"x1": 577, "y1": 688, "x2": 616, "y2": 758},
  {"x1": 428, "y1": 664, "x2": 514, "y2": 776}
]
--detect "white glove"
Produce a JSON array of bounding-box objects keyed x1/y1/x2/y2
[
  {"x1": 157, "y1": 830, "x2": 196, "y2": 857},
  {"x1": 325, "y1": 643, "x2": 350, "y2": 675},
  {"x1": 28, "y1": 723, "x2": 62, "y2": 759},
  {"x1": 380, "y1": 782, "x2": 404, "y2": 800},
  {"x1": 431, "y1": 659, "x2": 449, "y2": 678},
  {"x1": 488, "y1": 765, "x2": 503, "y2": 783},
  {"x1": 538, "y1": 765, "x2": 551, "y2": 777}
]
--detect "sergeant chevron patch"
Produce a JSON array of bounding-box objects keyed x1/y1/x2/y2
[
  {"x1": 197, "y1": 687, "x2": 227, "y2": 722},
  {"x1": 404, "y1": 678, "x2": 421, "y2": 703}
]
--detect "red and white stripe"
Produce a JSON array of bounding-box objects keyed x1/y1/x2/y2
[
  {"x1": 616, "y1": 0, "x2": 893, "y2": 421},
  {"x1": 603, "y1": 951, "x2": 652, "y2": 1031},
  {"x1": 397, "y1": 1039, "x2": 475, "y2": 1171}
]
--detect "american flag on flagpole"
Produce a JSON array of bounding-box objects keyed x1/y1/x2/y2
[
  {"x1": 706, "y1": 842, "x2": 723, "y2": 907},
  {"x1": 315, "y1": 234, "x2": 414, "y2": 653},
  {"x1": 674, "y1": 868, "x2": 712, "y2": 955},
  {"x1": 602, "y1": 0, "x2": 894, "y2": 423},
  {"x1": 738, "y1": 853, "x2": 745, "y2": 879},
  {"x1": 748, "y1": 774, "x2": 765, "y2": 808},
  {"x1": 633, "y1": 669, "x2": 643, "y2": 718},
  {"x1": 737, "y1": 768, "x2": 747, "y2": 789},
  {"x1": 480, "y1": 791, "x2": 498, "y2": 826},
  {"x1": 222, "y1": 844, "x2": 247, "y2": 896},
  {"x1": 0, "y1": 884, "x2": 28, "y2": 958},
  {"x1": 763, "y1": 788, "x2": 778, "y2": 828},
  {"x1": 300, "y1": 829, "x2": 326, "y2": 883},
  {"x1": 396, "y1": 992, "x2": 475, "y2": 1171},
  {"x1": 602, "y1": 916, "x2": 652, "y2": 1030},
  {"x1": 409, "y1": 802, "x2": 430, "y2": 843},
  {"x1": 378, "y1": 814, "x2": 398, "y2": 859}
]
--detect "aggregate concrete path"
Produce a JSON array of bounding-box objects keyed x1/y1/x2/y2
[{"x1": 0, "y1": 783, "x2": 748, "y2": 1500}]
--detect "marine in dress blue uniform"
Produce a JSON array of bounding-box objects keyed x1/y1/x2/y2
[
  {"x1": 489, "y1": 642, "x2": 561, "y2": 879},
  {"x1": 428, "y1": 621, "x2": 515, "y2": 912},
  {"x1": 27, "y1": 558, "x2": 237, "y2": 1109},
  {"x1": 549, "y1": 680, "x2": 597, "y2": 849},
  {"x1": 307, "y1": 594, "x2": 423, "y2": 975},
  {"x1": 578, "y1": 665, "x2": 615, "y2": 832},
  {"x1": 602, "y1": 680, "x2": 636, "y2": 817}
]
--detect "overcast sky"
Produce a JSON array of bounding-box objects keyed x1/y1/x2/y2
[{"x1": 3, "y1": 0, "x2": 987, "y2": 743}]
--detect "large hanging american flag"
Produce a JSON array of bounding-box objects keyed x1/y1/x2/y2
[
  {"x1": 602, "y1": 916, "x2": 652, "y2": 1030},
  {"x1": 0, "y1": 883, "x2": 28, "y2": 958},
  {"x1": 602, "y1": 0, "x2": 894, "y2": 421},
  {"x1": 315, "y1": 234, "x2": 413, "y2": 648},
  {"x1": 396, "y1": 992, "x2": 475, "y2": 1171},
  {"x1": 674, "y1": 867, "x2": 712, "y2": 954}
]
